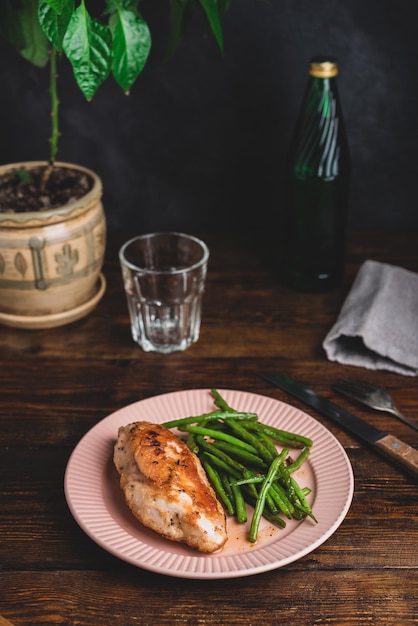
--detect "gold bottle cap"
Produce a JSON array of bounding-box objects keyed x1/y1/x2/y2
[{"x1": 309, "y1": 59, "x2": 338, "y2": 78}]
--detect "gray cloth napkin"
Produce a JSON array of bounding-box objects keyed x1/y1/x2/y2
[{"x1": 323, "y1": 259, "x2": 418, "y2": 376}]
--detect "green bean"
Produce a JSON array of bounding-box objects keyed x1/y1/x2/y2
[
  {"x1": 258, "y1": 508, "x2": 287, "y2": 529},
  {"x1": 238, "y1": 470, "x2": 260, "y2": 501},
  {"x1": 231, "y1": 478, "x2": 312, "y2": 519},
  {"x1": 230, "y1": 482, "x2": 247, "y2": 523},
  {"x1": 230, "y1": 475, "x2": 265, "y2": 486},
  {"x1": 186, "y1": 431, "x2": 199, "y2": 455},
  {"x1": 243, "y1": 420, "x2": 313, "y2": 449},
  {"x1": 200, "y1": 454, "x2": 235, "y2": 516},
  {"x1": 291, "y1": 508, "x2": 307, "y2": 521},
  {"x1": 196, "y1": 436, "x2": 251, "y2": 475},
  {"x1": 180, "y1": 425, "x2": 259, "y2": 455},
  {"x1": 220, "y1": 471, "x2": 234, "y2": 504},
  {"x1": 256, "y1": 429, "x2": 279, "y2": 458},
  {"x1": 162, "y1": 409, "x2": 257, "y2": 429},
  {"x1": 211, "y1": 440, "x2": 266, "y2": 469},
  {"x1": 199, "y1": 438, "x2": 261, "y2": 505},
  {"x1": 225, "y1": 419, "x2": 276, "y2": 463},
  {"x1": 291, "y1": 476, "x2": 318, "y2": 523},
  {"x1": 203, "y1": 452, "x2": 261, "y2": 503},
  {"x1": 211, "y1": 388, "x2": 233, "y2": 411},
  {"x1": 249, "y1": 451, "x2": 287, "y2": 543},
  {"x1": 277, "y1": 462, "x2": 298, "y2": 504},
  {"x1": 202, "y1": 451, "x2": 243, "y2": 481},
  {"x1": 270, "y1": 482, "x2": 295, "y2": 519},
  {"x1": 265, "y1": 489, "x2": 280, "y2": 515},
  {"x1": 286, "y1": 447, "x2": 311, "y2": 473},
  {"x1": 248, "y1": 498, "x2": 287, "y2": 529}
]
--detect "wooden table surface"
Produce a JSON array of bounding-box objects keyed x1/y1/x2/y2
[{"x1": 1, "y1": 230, "x2": 417, "y2": 626}]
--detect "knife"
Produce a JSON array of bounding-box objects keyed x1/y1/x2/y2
[{"x1": 257, "y1": 372, "x2": 418, "y2": 480}]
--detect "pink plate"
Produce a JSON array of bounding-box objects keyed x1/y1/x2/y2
[{"x1": 64, "y1": 389, "x2": 354, "y2": 579}]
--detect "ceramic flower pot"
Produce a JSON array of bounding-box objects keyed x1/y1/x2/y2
[{"x1": 0, "y1": 161, "x2": 106, "y2": 329}]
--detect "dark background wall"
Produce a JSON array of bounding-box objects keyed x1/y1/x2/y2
[{"x1": 0, "y1": 0, "x2": 417, "y2": 234}]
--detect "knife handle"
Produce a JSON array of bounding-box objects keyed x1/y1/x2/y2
[{"x1": 375, "y1": 434, "x2": 418, "y2": 479}]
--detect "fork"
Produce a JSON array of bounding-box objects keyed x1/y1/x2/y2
[{"x1": 332, "y1": 379, "x2": 418, "y2": 432}]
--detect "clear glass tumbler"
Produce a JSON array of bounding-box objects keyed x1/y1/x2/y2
[{"x1": 119, "y1": 232, "x2": 209, "y2": 353}]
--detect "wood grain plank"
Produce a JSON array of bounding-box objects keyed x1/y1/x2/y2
[{"x1": 0, "y1": 570, "x2": 417, "y2": 625}]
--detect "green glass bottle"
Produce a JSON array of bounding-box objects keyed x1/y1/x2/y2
[{"x1": 282, "y1": 56, "x2": 350, "y2": 292}]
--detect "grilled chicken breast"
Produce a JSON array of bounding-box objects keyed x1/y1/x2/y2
[{"x1": 114, "y1": 421, "x2": 227, "y2": 553}]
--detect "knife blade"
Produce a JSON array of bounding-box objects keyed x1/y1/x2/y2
[{"x1": 257, "y1": 372, "x2": 418, "y2": 480}]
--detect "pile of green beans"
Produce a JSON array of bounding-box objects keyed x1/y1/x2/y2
[{"x1": 162, "y1": 389, "x2": 317, "y2": 543}]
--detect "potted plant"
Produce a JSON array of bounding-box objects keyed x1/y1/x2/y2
[{"x1": 0, "y1": 0, "x2": 229, "y2": 329}]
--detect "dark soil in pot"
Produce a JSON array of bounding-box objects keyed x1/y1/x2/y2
[{"x1": 0, "y1": 165, "x2": 94, "y2": 213}]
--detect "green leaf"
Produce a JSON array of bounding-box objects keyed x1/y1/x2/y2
[
  {"x1": 1, "y1": 0, "x2": 50, "y2": 67},
  {"x1": 62, "y1": 4, "x2": 112, "y2": 100},
  {"x1": 110, "y1": 6, "x2": 151, "y2": 93},
  {"x1": 218, "y1": 0, "x2": 232, "y2": 12},
  {"x1": 166, "y1": 0, "x2": 194, "y2": 60},
  {"x1": 43, "y1": 0, "x2": 72, "y2": 14},
  {"x1": 199, "y1": 0, "x2": 224, "y2": 53},
  {"x1": 104, "y1": 0, "x2": 139, "y2": 11},
  {"x1": 38, "y1": 0, "x2": 74, "y2": 51},
  {"x1": 0, "y1": 0, "x2": 24, "y2": 47}
]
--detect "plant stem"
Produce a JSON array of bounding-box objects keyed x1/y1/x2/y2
[
  {"x1": 49, "y1": 46, "x2": 59, "y2": 165},
  {"x1": 41, "y1": 47, "x2": 59, "y2": 192}
]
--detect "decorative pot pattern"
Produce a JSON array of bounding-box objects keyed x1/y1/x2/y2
[{"x1": 0, "y1": 161, "x2": 106, "y2": 327}]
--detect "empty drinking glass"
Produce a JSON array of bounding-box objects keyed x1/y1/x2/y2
[{"x1": 119, "y1": 232, "x2": 209, "y2": 353}]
